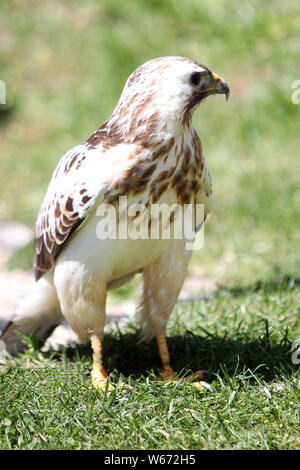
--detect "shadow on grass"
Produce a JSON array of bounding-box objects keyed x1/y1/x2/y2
[
  {"x1": 15, "y1": 272, "x2": 299, "y2": 383},
  {"x1": 50, "y1": 326, "x2": 295, "y2": 384}
]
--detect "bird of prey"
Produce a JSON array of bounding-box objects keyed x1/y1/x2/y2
[{"x1": 1, "y1": 56, "x2": 229, "y2": 390}]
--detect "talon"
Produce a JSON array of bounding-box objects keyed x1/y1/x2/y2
[
  {"x1": 154, "y1": 333, "x2": 212, "y2": 389},
  {"x1": 192, "y1": 381, "x2": 214, "y2": 392},
  {"x1": 191, "y1": 382, "x2": 205, "y2": 390},
  {"x1": 158, "y1": 367, "x2": 176, "y2": 381},
  {"x1": 91, "y1": 370, "x2": 115, "y2": 393},
  {"x1": 92, "y1": 377, "x2": 115, "y2": 393},
  {"x1": 154, "y1": 367, "x2": 212, "y2": 391}
]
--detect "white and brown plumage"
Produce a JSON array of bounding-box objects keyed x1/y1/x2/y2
[{"x1": 1, "y1": 56, "x2": 229, "y2": 389}]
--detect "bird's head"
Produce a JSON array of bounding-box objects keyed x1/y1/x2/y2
[{"x1": 117, "y1": 56, "x2": 229, "y2": 130}]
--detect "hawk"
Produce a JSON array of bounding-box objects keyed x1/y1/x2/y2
[{"x1": 1, "y1": 57, "x2": 229, "y2": 390}]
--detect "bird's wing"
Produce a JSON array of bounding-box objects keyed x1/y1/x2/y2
[{"x1": 34, "y1": 142, "x2": 135, "y2": 280}]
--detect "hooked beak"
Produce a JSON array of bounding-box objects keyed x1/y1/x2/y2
[
  {"x1": 212, "y1": 72, "x2": 230, "y2": 101},
  {"x1": 199, "y1": 72, "x2": 230, "y2": 101}
]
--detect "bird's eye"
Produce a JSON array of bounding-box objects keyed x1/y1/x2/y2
[{"x1": 190, "y1": 72, "x2": 201, "y2": 86}]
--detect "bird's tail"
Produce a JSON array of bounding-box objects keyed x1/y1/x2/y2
[{"x1": 0, "y1": 273, "x2": 62, "y2": 355}]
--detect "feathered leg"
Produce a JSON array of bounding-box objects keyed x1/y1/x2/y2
[
  {"x1": 139, "y1": 240, "x2": 190, "y2": 375},
  {"x1": 139, "y1": 240, "x2": 207, "y2": 387},
  {"x1": 54, "y1": 267, "x2": 113, "y2": 392}
]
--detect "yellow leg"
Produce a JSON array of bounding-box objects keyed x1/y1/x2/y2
[
  {"x1": 90, "y1": 335, "x2": 114, "y2": 392},
  {"x1": 156, "y1": 332, "x2": 176, "y2": 380},
  {"x1": 155, "y1": 332, "x2": 211, "y2": 390}
]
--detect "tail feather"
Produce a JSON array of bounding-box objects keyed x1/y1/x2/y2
[{"x1": 0, "y1": 273, "x2": 62, "y2": 354}]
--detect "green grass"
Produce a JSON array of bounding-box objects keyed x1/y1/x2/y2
[
  {"x1": 0, "y1": 0, "x2": 300, "y2": 450},
  {"x1": 1, "y1": 279, "x2": 299, "y2": 450}
]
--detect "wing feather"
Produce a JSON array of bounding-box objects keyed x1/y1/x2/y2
[{"x1": 34, "y1": 144, "x2": 107, "y2": 280}]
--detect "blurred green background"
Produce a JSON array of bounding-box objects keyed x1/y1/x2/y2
[{"x1": 1, "y1": 0, "x2": 300, "y2": 287}]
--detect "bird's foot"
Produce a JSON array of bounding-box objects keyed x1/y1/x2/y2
[
  {"x1": 157, "y1": 367, "x2": 213, "y2": 391},
  {"x1": 91, "y1": 367, "x2": 115, "y2": 393}
]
